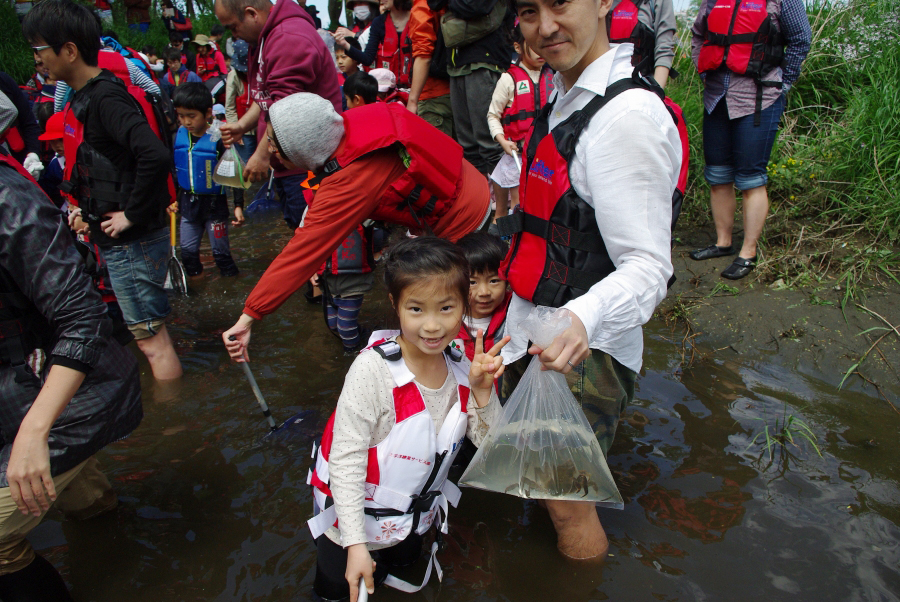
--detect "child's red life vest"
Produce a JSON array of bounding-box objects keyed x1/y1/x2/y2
[
  {"x1": 697, "y1": 0, "x2": 785, "y2": 123},
  {"x1": 455, "y1": 291, "x2": 511, "y2": 392},
  {"x1": 377, "y1": 13, "x2": 412, "y2": 88},
  {"x1": 307, "y1": 338, "x2": 468, "y2": 548},
  {"x1": 381, "y1": 88, "x2": 409, "y2": 105},
  {"x1": 498, "y1": 69, "x2": 682, "y2": 306},
  {"x1": 317, "y1": 223, "x2": 374, "y2": 276},
  {"x1": 62, "y1": 52, "x2": 175, "y2": 222},
  {"x1": 500, "y1": 64, "x2": 554, "y2": 144},
  {"x1": 304, "y1": 102, "x2": 464, "y2": 233},
  {"x1": 195, "y1": 52, "x2": 224, "y2": 81},
  {"x1": 608, "y1": 0, "x2": 657, "y2": 71},
  {"x1": 235, "y1": 78, "x2": 252, "y2": 119}
]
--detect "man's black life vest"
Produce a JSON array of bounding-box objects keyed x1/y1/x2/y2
[
  {"x1": 61, "y1": 67, "x2": 175, "y2": 223},
  {"x1": 608, "y1": 0, "x2": 657, "y2": 73},
  {"x1": 497, "y1": 68, "x2": 680, "y2": 307}
]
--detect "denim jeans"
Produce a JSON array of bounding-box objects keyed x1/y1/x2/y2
[
  {"x1": 100, "y1": 228, "x2": 171, "y2": 336},
  {"x1": 703, "y1": 95, "x2": 784, "y2": 191},
  {"x1": 180, "y1": 217, "x2": 238, "y2": 276}
]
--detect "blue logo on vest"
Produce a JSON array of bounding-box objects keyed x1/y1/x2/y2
[{"x1": 529, "y1": 159, "x2": 555, "y2": 183}]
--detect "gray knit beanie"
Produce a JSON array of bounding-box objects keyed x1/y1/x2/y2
[{"x1": 269, "y1": 93, "x2": 344, "y2": 171}]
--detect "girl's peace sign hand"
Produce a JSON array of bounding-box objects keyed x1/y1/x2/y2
[{"x1": 469, "y1": 330, "x2": 510, "y2": 407}]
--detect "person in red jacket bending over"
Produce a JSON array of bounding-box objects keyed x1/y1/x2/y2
[{"x1": 222, "y1": 92, "x2": 491, "y2": 363}]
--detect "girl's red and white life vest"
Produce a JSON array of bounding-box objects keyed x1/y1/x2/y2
[
  {"x1": 696, "y1": 0, "x2": 785, "y2": 122},
  {"x1": 303, "y1": 102, "x2": 464, "y2": 233},
  {"x1": 377, "y1": 13, "x2": 412, "y2": 88},
  {"x1": 498, "y1": 69, "x2": 680, "y2": 306},
  {"x1": 307, "y1": 336, "x2": 470, "y2": 550},
  {"x1": 500, "y1": 64, "x2": 554, "y2": 144},
  {"x1": 608, "y1": 0, "x2": 657, "y2": 71}
]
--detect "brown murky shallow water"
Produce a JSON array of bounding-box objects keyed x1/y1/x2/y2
[{"x1": 32, "y1": 211, "x2": 900, "y2": 601}]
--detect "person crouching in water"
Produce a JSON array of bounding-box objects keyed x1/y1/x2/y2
[
  {"x1": 172, "y1": 82, "x2": 240, "y2": 277},
  {"x1": 306, "y1": 237, "x2": 507, "y2": 601}
]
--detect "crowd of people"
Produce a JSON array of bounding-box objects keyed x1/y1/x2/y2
[{"x1": 0, "y1": 0, "x2": 810, "y2": 599}]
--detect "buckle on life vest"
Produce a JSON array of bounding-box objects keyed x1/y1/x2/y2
[
  {"x1": 373, "y1": 340, "x2": 402, "y2": 361},
  {"x1": 444, "y1": 345, "x2": 463, "y2": 363}
]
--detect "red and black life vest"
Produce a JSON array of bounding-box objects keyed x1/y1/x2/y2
[
  {"x1": 318, "y1": 223, "x2": 374, "y2": 276},
  {"x1": 608, "y1": 0, "x2": 657, "y2": 72},
  {"x1": 305, "y1": 102, "x2": 464, "y2": 233},
  {"x1": 382, "y1": 88, "x2": 410, "y2": 105},
  {"x1": 195, "y1": 51, "x2": 224, "y2": 81},
  {"x1": 697, "y1": 0, "x2": 785, "y2": 123},
  {"x1": 498, "y1": 69, "x2": 683, "y2": 306},
  {"x1": 377, "y1": 13, "x2": 413, "y2": 87},
  {"x1": 500, "y1": 64, "x2": 554, "y2": 144},
  {"x1": 61, "y1": 55, "x2": 175, "y2": 222}
]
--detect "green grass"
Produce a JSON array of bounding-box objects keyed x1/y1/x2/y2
[
  {"x1": 747, "y1": 406, "x2": 823, "y2": 465},
  {"x1": 0, "y1": 1, "x2": 224, "y2": 85}
]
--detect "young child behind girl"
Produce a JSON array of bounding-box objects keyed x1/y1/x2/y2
[
  {"x1": 307, "y1": 237, "x2": 507, "y2": 602},
  {"x1": 486, "y1": 25, "x2": 554, "y2": 225}
]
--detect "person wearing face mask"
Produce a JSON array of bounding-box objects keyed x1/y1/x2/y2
[{"x1": 334, "y1": 0, "x2": 380, "y2": 55}]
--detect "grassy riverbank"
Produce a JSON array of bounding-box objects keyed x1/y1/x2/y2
[{"x1": 667, "y1": 0, "x2": 900, "y2": 293}]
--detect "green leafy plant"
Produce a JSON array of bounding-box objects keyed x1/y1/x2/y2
[
  {"x1": 707, "y1": 282, "x2": 739, "y2": 297},
  {"x1": 747, "y1": 407, "x2": 822, "y2": 465}
]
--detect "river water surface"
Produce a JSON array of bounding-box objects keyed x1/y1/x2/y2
[{"x1": 32, "y1": 212, "x2": 900, "y2": 601}]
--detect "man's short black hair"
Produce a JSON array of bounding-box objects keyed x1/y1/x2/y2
[
  {"x1": 164, "y1": 48, "x2": 183, "y2": 64},
  {"x1": 343, "y1": 71, "x2": 378, "y2": 105},
  {"x1": 101, "y1": 29, "x2": 119, "y2": 42},
  {"x1": 456, "y1": 232, "x2": 508, "y2": 275},
  {"x1": 210, "y1": 24, "x2": 226, "y2": 37},
  {"x1": 172, "y1": 82, "x2": 213, "y2": 114},
  {"x1": 170, "y1": 30, "x2": 185, "y2": 44},
  {"x1": 22, "y1": 0, "x2": 102, "y2": 67}
]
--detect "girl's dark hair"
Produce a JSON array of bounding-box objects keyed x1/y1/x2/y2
[
  {"x1": 509, "y1": 24, "x2": 524, "y2": 47},
  {"x1": 343, "y1": 71, "x2": 378, "y2": 105},
  {"x1": 22, "y1": 0, "x2": 102, "y2": 67},
  {"x1": 170, "y1": 30, "x2": 185, "y2": 44},
  {"x1": 172, "y1": 82, "x2": 213, "y2": 113},
  {"x1": 394, "y1": 0, "x2": 413, "y2": 10},
  {"x1": 456, "y1": 232, "x2": 508, "y2": 276},
  {"x1": 210, "y1": 24, "x2": 226, "y2": 37},
  {"x1": 141, "y1": 45, "x2": 158, "y2": 57},
  {"x1": 383, "y1": 237, "x2": 470, "y2": 316}
]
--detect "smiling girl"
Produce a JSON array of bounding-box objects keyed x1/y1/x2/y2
[{"x1": 306, "y1": 237, "x2": 507, "y2": 601}]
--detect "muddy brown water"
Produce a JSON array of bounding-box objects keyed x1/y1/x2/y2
[{"x1": 32, "y1": 212, "x2": 900, "y2": 601}]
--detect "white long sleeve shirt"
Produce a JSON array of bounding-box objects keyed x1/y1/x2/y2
[{"x1": 503, "y1": 44, "x2": 680, "y2": 373}]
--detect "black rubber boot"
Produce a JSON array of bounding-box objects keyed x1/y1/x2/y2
[{"x1": 0, "y1": 554, "x2": 74, "y2": 602}]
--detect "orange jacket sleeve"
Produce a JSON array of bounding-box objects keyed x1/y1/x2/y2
[{"x1": 243, "y1": 149, "x2": 406, "y2": 320}]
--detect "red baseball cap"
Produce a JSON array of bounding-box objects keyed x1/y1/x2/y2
[{"x1": 38, "y1": 112, "x2": 65, "y2": 141}]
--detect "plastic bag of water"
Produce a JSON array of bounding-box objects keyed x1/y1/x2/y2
[{"x1": 459, "y1": 307, "x2": 623, "y2": 507}]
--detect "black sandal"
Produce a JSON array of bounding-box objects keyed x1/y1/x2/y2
[
  {"x1": 689, "y1": 244, "x2": 735, "y2": 261},
  {"x1": 721, "y1": 256, "x2": 756, "y2": 280}
]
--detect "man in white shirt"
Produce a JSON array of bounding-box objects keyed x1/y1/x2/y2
[{"x1": 500, "y1": 0, "x2": 681, "y2": 560}]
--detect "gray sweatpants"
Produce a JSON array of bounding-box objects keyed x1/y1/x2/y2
[{"x1": 450, "y1": 68, "x2": 504, "y2": 174}]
